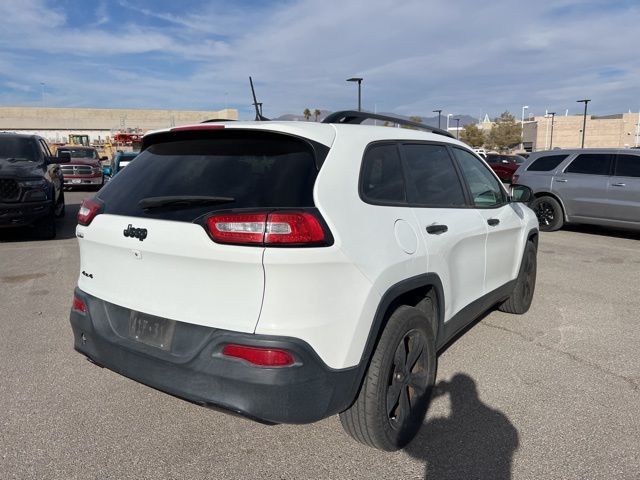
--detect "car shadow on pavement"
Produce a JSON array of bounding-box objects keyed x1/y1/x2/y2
[
  {"x1": 0, "y1": 203, "x2": 80, "y2": 242},
  {"x1": 562, "y1": 224, "x2": 640, "y2": 241},
  {"x1": 404, "y1": 374, "x2": 519, "y2": 480}
]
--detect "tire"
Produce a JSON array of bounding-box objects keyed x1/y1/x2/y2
[
  {"x1": 35, "y1": 208, "x2": 56, "y2": 240},
  {"x1": 531, "y1": 195, "x2": 564, "y2": 232},
  {"x1": 340, "y1": 305, "x2": 437, "y2": 451},
  {"x1": 54, "y1": 190, "x2": 65, "y2": 218},
  {"x1": 499, "y1": 241, "x2": 537, "y2": 314}
]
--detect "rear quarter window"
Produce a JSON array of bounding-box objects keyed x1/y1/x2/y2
[
  {"x1": 97, "y1": 130, "x2": 319, "y2": 222},
  {"x1": 360, "y1": 143, "x2": 406, "y2": 204},
  {"x1": 526, "y1": 154, "x2": 568, "y2": 172}
]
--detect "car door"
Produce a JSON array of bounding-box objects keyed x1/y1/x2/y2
[
  {"x1": 400, "y1": 143, "x2": 487, "y2": 321},
  {"x1": 451, "y1": 147, "x2": 524, "y2": 293},
  {"x1": 552, "y1": 153, "x2": 613, "y2": 220},
  {"x1": 607, "y1": 153, "x2": 640, "y2": 224}
]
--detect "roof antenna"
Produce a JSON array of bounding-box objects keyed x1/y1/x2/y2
[{"x1": 249, "y1": 76, "x2": 270, "y2": 121}]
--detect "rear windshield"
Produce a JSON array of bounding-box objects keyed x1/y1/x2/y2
[
  {"x1": 0, "y1": 137, "x2": 39, "y2": 162},
  {"x1": 97, "y1": 130, "x2": 319, "y2": 222}
]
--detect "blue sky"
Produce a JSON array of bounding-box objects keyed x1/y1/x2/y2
[{"x1": 0, "y1": 0, "x2": 639, "y2": 120}]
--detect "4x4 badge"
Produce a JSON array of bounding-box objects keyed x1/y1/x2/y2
[{"x1": 123, "y1": 224, "x2": 148, "y2": 241}]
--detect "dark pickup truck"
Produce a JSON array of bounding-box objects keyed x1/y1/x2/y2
[{"x1": 0, "y1": 133, "x2": 68, "y2": 239}]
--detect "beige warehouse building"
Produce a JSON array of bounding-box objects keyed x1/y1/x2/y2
[
  {"x1": 523, "y1": 112, "x2": 640, "y2": 151},
  {"x1": 0, "y1": 106, "x2": 238, "y2": 143}
]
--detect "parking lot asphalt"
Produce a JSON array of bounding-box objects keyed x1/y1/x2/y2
[{"x1": 1, "y1": 190, "x2": 639, "y2": 480}]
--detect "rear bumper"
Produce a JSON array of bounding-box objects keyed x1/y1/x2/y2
[
  {"x1": 69, "y1": 288, "x2": 361, "y2": 424},
  {"x1": 0, "y1": 200, "x2": 51, "y2": 227}
]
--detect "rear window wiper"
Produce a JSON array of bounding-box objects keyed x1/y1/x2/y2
[{"x1": 138, "y1": 195, "x2": 235, "y2": 210}]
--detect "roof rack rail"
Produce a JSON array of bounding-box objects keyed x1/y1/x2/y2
[
  {"x1": 322, "y1": 110, "x2": 454, "y2": 138},
  {"x1": 201, "y1": 118, "x2": 236, "y2": 123}
]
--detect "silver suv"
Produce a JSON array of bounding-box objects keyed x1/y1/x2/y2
[{"x1": 513, "y1": 149, "x2": 640, "y2": 231}]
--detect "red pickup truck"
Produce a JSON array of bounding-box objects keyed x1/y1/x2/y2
[{"x1": 57, "y1": 147, "x2": 106, "y2": 189}]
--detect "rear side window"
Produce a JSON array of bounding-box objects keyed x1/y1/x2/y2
[
  {"x1": 565, "y1": 154, "x2": 612, "y2": 175},
  {"x1": 527, "y1": 155, "x2": 568, "y2": 172},
  {"x1": 98, "y1": 131, "x2": 319, "y2": 222},
  {"x1": 361, "y1": 144, "x2": 405, "y2": 203},
  {"x1": 402, "y1": 144, "x2": 466, "y2": 207},
  {"x1": 614, "y1": 154, "x2": 640, "y2": 178}
]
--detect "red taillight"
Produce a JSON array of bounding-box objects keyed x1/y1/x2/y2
[
  {"x1": 77, "y1": 198, "x2": 102, "y2": 226},
  {"x1": 72, "y1": 295, "x2": 87, "y2": 313},
  {"x1": 207, "y1": 212, "x2": 267, "y2": 244},
  {"x1": 265, "y1": 212, "x2": 325, "y2": 244},
  {"x1": 206, "y1": 211, "x2": 327, "y2": 246},
  {"x1": 222, "y1": 344, "x2": 295, "y2": 367}
]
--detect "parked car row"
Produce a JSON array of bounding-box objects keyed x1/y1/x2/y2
[{"x1": 0, "y1": 132, "x2": 139, "y2": 239}]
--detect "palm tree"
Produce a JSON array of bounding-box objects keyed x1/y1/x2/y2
[
  {"x1": 314, "y1": 109, "x2": 321, "y2": 122},
  {"x1": 303, "y1": 108, "x2": 311, "y2": 121}
]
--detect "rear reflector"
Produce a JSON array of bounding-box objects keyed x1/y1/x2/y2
[
  {"x1": 72, "y1": 295, "x2": 87, "y2": 313},
  {"x1": 222, "y1": 344, "x2": 295, "y2": 367},
  {"x1": 77, "y1": 198, "x2": 103, "y2": 226},
  {"x1": 206, "y1": 211, "x2": 327, "y2": 246}
]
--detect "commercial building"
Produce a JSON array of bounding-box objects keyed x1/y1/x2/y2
[
  {"x1": 523, "y1": 112, "x2": 640, "y2": 151},
  {"x1": 0, "y1": 106, "x2": 238, "y2": 144}
]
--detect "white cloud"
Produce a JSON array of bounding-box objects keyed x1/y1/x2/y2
[{"x1": 0, "y1": 0, "x2": 639, "y2": 119}]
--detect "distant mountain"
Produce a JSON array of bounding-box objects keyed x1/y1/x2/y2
[{"x1": 274, "y1": 110, "x2": 478, "y2": 128}]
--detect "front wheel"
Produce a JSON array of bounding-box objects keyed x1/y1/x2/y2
[
  {"x1": 531, "y1": 195, "x2": 564, "y2": 232},
  {"x1": 340, "y1": 305, "x2": 436, "y2": 451}
]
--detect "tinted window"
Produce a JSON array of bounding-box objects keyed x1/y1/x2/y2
[
  {"x1": 402, "y1": 144, "x2": 466, "y2": 206},
  {"x1": 527, "y1": 154, "x2": 568, "y2": 172},
  {"x1": 0, "y1": 137, "x2": 39, "y2": 162},
  {"x1": 486, "y1": 154, "x2": 500, "y2": 164},
  {"x1": 565, "y1": 154, "x2": 612, "y2": 175},
  {"x1": 614, "y1": 154, "x2": 640, "y2": 178},
  {"x1": 98, "y1": 131, "x2": 318, "y2": 222},
  {"x1": 452, "y1": 148, "x2": 505, "y2": 207},
  {"x1": 58, "y1": 148, "x2": 98, "y2": 159},
  {"x1": 361, "y1": 144, "x2": 405, "y2": 203}
]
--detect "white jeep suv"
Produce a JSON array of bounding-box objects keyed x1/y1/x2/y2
[{"x1": 70, "y1": 111, "x2": 538, "y2": 451}]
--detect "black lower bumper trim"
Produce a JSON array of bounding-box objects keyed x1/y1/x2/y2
[{"x1": 69, "y1": 288, "x2": 360, "y2": 424}]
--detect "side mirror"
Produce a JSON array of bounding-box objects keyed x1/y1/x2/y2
[
  {"x1": 510, "y1": 185, "x2": 533, "y2": 203},
  {"x1": 55, "y1": 152, "x2": 71, "y2": 163}
]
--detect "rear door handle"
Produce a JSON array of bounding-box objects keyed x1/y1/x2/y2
[
  {"x1": 487, "y1": 218, "x2": 500, "y2": 226},
  {"x1": 426, "y1": 224, "x2": 448, "y2": 235},
  {"x1": 555, "y1": 179, "x2": 568, "y2": 183},
  {"x1": 611, "y1": 183, "x2": 626, "y2": 187}
]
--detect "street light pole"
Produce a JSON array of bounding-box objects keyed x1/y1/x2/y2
[
  {"x1": 40, "y1": 82, "x2": 45, "y2": 107},
  {"x1": 520, "y1": 105, "x2": 529, "y2": 150},
  {"x1": 577, "y1": 99, "x2": 591, "y2": 148},
  {"x1": 454, "y1": 118, "x2": 460, "y2": 139},
  {"x1": 346, "y1": 77, "x2": 363, "y2": 111},
  {"x1": 548, "y1": 112, "x2": 556, "y2": 149},
  {"x1": 433, "y1": 109, "x2": 442, "y2": 129},
  {"x1": 447, "y1": 113, "x2": 453, "y2": 130}
]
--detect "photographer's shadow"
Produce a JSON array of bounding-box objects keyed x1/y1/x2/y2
[{"x1": 405, "y1": 374, "x2": 519, "y2": 480}]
